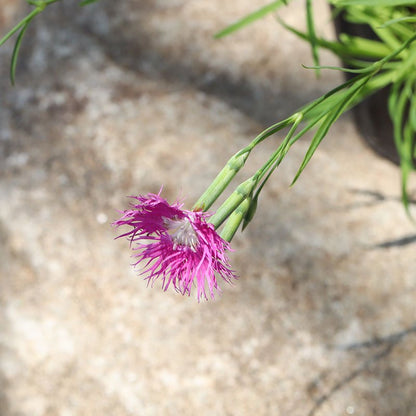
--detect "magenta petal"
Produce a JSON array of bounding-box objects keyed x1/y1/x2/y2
[{"x1": 113, "y1": 192, "x2": 236, "y2": 301}]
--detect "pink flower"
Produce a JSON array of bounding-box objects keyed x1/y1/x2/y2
[{"x1": 114, "y1": 192, "x2": 236, "y2": 301}]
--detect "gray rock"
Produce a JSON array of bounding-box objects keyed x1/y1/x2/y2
[{"x1": 1, "y1": 1, "x2": 415, "y2": 415}]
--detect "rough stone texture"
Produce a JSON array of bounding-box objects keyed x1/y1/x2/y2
[{"x1": 1, "y1": 1, "x2": 415, "y2": 416}]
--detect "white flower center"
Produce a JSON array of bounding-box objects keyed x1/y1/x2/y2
[{"x1": 163, "y1": 216, "x2": 199, "y2": 251}]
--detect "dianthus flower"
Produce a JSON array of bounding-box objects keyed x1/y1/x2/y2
[{"x1": 114, "y1": 192, "x2": 236, "y2": 301}]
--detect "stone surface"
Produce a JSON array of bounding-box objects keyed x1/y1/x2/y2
[{"x1": 1, "y1": 1, "x2": 415, "y2": 416}]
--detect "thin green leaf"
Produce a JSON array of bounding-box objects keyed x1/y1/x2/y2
[
  {"x1": 333, "y1": 0, "x2": 416, "y2": 6},
  {"x1": 338, "y1": 33, "x2": 394, "y2": 57},
  {"x1": 389, "y1": 79, "x2": 415, "y2": 217},
  {"x1": 214, "y1": 0, "x2": 288, "y2": 39},
  {"x1": 409, "y1": 88, "x2": 416, "y2": 131},
  {"x1": 301, "y1": 72, "x2": 370, "y2": 120},
  {"x1": 306, "y1": 0, "x2": 319, "y2": 74},
  {"x1": 291, "y1": 75, "x2": 371, "y2": 185},
  {"x1": 302, "y1": 64, "x2": 374, "y2": 74},
  {"x1": 256, "y1": 114, "x2": 304, "y2": 182},
  {"x1": 379, "y1": 16, "x2": 416, "y2": 29},
  {"x1": 0, "y1": 8, "x2": 39, "y2": 47},
  {"x1": 361, "y1": 68, "x2": 396, "y2": 92},
  {"x1": 402, "y1": 99, "x2": 415, "y2": 218},
  {"x1": 346, "y1": 8, "x2": 403, "y2": 52},
  {"x1": 44, "y1": 0, "x2": 62, "y2": 5},
  {"x1": 243, "y1": 116, "x2": 295, "y2": 152},
  {"x1": 79, "y1": 0, "x2": 100, "y2": 5},
  {"x1": 277, "y1": 17, "x2": 391, "y2": 59},
  {"x1": 253, "y1": 114, "x2": 304, "y2": 198},
  {"x1": 400, "y1": 120, "x2": 414, "y2": 217},
  {"x1": 10, "y1": 21, "x2": 30, "y2": 85}
]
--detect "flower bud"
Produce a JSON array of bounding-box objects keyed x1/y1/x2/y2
[
  {"x1": 220, "y1": 197, "x2": 252, "y2": 242},
  {"x1": 209, "y1": 176, "x2": 257, "y2": 228},
  {"x1": 242, "y1": 194, "x2": 258, "y2": 230},
  {"x1": 193, "y1": 151, "x2": 249, "y2": 211}
]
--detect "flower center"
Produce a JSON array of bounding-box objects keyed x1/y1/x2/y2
[{"x1": 163, "y1": 216, "x2": 199, "y2": 251}]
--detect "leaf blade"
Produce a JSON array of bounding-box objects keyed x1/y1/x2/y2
[
  {"x1": 215, "y1": 0, "x2": 288, "y2": 39},
  {"x1": 79, "y1": 0, "x2": 100, "y2": 6},
  {"x1": 306, "y1": 0, "x2": 320, "y2": 73},
  {"x1": 291, "y1": 75, "x2": 371, "y2": 185},
  {"x1": 10, "y1": 21, "x2": 30, "y2": 85},
  {"x1": 332, "y1": 0, "x2": 416, "y2": 6}
]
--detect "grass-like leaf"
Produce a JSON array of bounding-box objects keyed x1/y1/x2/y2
[
  {"x1": 0, "y1": 8, "x2": 39, "y2": 47},
  {"x1": 79, "y1": 0, "x2": 100, "y2": 5},
  {"x1": 291, "y1": 74, "x2": 371, "y2": 185},
  {"x1": 306, "y1": 0, "x2": 320, "y2": 74},
  {"x1": 10, "y1": 22, "x2": 30, "y2": 85},
  {"x1": 380, "y1": 16, "x2": 416, "y2": 28},
  {"x1": 302, "y1": 63, "x2": 375, "y2": 73},
  {"x1": 300, "y1": 72, "x2": 370, "y2": 120},
  {"x1": 214, "y1": 0, "x2": 289, "y2": 39},
  {"x1": 410, "y1": 89, "x2": 416, "y2": 131},
  {"x1": 402, "y1": 118, "x2": 415, "y2": 216},
  {"x1": 332, "y1": 0, "x2": 416, "y2": 6},
  {"x1": 277, "y1": 17, "x2": 392, "y2": 59},
  {"x1": 349, "y1": 9, "x2": 402, "y2": 51},
  {"x1": 1, "y1": 0, "x2": 97, "y2": 85},
  {"x1": 389, "y1": 78, "x2": 416, "y2": 217}
]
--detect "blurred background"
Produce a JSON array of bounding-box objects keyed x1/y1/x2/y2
[{"x1": 1, "y1": 0, "x2": 415, "y2": 415}]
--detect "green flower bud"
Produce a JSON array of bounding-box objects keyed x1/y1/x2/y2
[
  {"x1": 242, "y1": 194, "x2": 258, "y2": 230},
  {"x1": 193, "y1": 151, "x2": 249, "y2": 212},
  {"x1": 209, "y1": 176, "x2": 257, "y2": 228},
  {"x1": 220, "y1": 197, "x2": 252, "y2": 242}
]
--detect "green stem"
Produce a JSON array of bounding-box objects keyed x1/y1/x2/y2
[
  {"x1": 0, "y1": 8, "x2": 40, "y2": 46},
  {"x1": 192, "y1": 151, "x2": 250, "y2": 211},
  {"x1": 237, "y1": 116, "x2": 296, "y2": 155}
]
